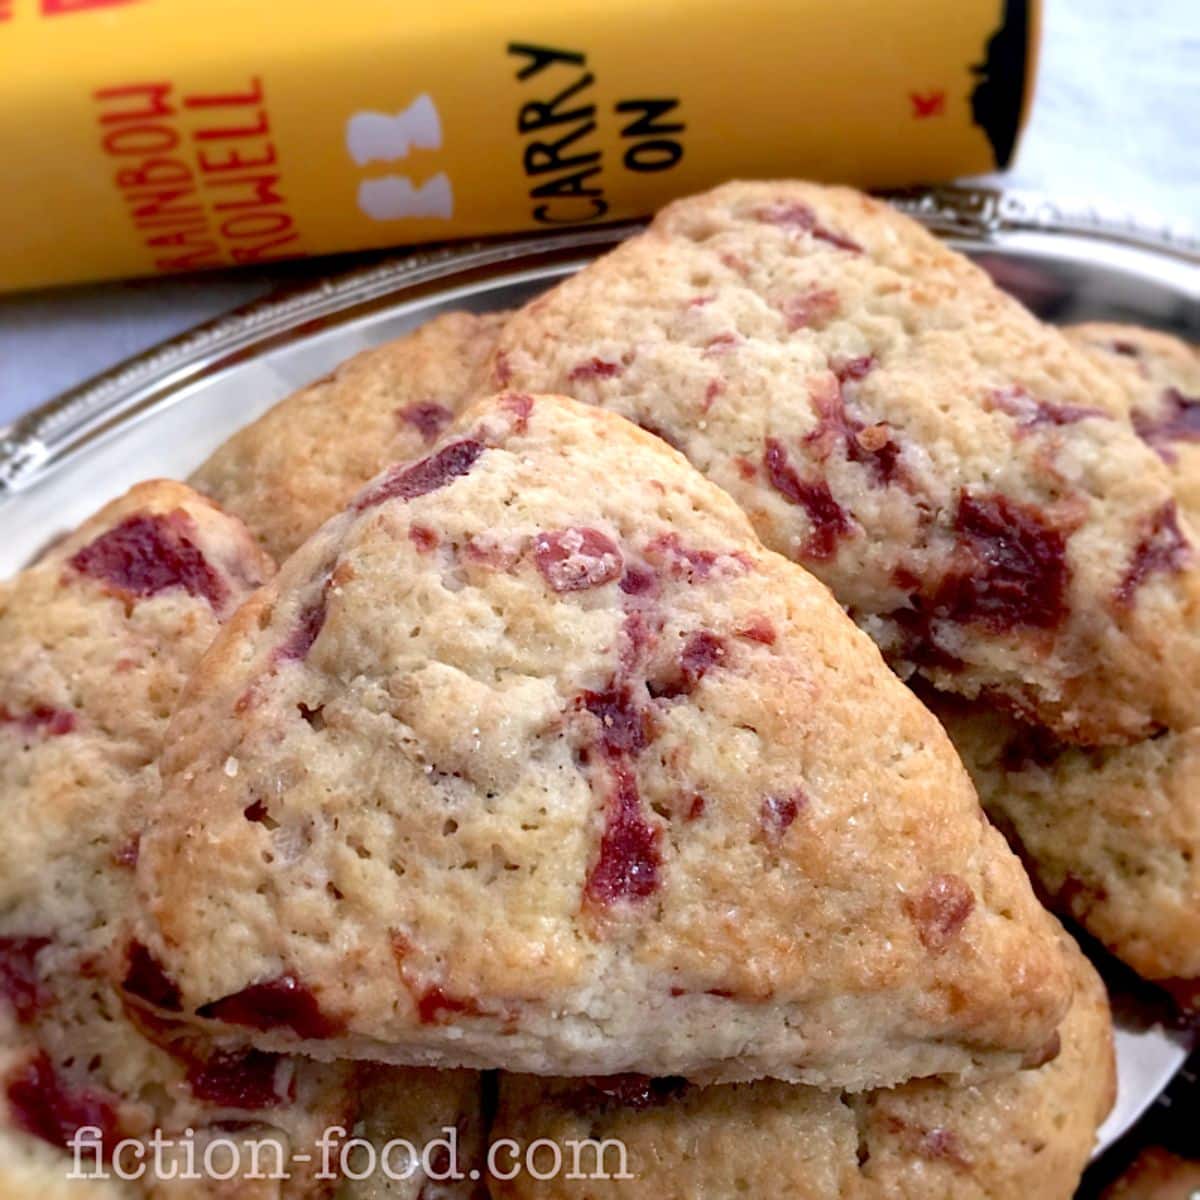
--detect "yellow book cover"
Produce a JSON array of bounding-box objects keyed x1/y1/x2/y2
[{"x1": 0, "y1": 0, "x2": 1039, "y2": 290}]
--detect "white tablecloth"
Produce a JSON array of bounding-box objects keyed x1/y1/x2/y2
[{"x1": 1, "y1": 0, "x2": 1196, "y2": 427}]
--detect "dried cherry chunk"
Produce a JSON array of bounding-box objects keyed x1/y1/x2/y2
[
  {"x1": 534, "y1": 528, "x2": 623, "y2": 593},
  {"x1": 702, "y1": 332, "x2": 740, "y2": 356},
  {"x1": 1133, "y1": 388, "x2": 1200, "y2": 461},
  {"x1": 904, "y1": 875, "x2": 975, "y2": 953},
  {"x1": 804, "y1": 384, "x2": 899, "y2": 484},
  {"x1": 112, "y1": 834, "x2": 140, "y2": 869},
  {"x1": 416, "y1": 985, "x2": 483, "y2": 1026},
  {"x1": 783, "y1": 287, "x2": 839, "y2": 331},
  {"x1": 737, "y1": 617, "x2": 777, "y2": 645},
  {"x1": 0, "y1": 705, "x2": 76, "y2": 738},
  {"x1": 986, "y1": 385, "x2": 1103, "y2": 430},
  {"x1": 832, "y1": 354, "x2": 876, "y2": 383},
  {"x1": 500, "y1": 391, "x2": 534, "y2": 430},
  {"x1": 567, "y1": 357, "x2": 623, "y2": 382},
  {"x1": 678, "y1": 630, "x2": 726, "y2": 681},
  {"x1": 570, "y1": 1074, "x2": 690, "y2": 1111},
  {"x1": 122, "y1": 941, "x2": 183, "y2": 1012},
  {"x1": 584, "y1": 768, "x2": 661, "y2": 906},
  {"x1": 618, "y1": 565, "x2": 657, "y2": 596},
  {"x1": 763, "y1": 438, "x2": 853, "y2": 561},
  {"x1": 760, "y1": 793, "x2": 802, "y2": 844},
  {"x1": 409, "y1": 524, "x2": 439, "y2": 553},
  {"x1": 649, "y1": 631, "x2": 727, "y2": 699},
  {"x1": 391, "y1": 933, "x2": 485, "y2": 1025},
  {"x1": 6, "y1": 1051, "x2": 121, "y2": 1152},
  {"x1": 644, "y1": 532, "x2": 752, "y2": 581},
  {"x1": 580, "y1": 684, "x2": 651, "y2": 758},
  {"x1": 752, "y1": 202, "x2": 862, "y2": 252},
  {"x1": 935, "y1": 492, "x2": 1069, "y2": 632},
  {"x1": 396, "y1": 402, "x2": 453, "y2": 444},
  {"x1": 243, "y1": 799, "x2": 270, "y2": 823},
  {"x1": 197, "y1": 974, "x2": 343, "y2": 1039},
  {"x1": 618, "y1": 609, "x2": 657, "y2": 674},
  {"x1": 1114, "y1": 501, "x2": 1190, "y2": 607},
  {"x1": 69, "y1": 511, "x2": 227, "y2": 610},
  {"x1": 355, "y1": 439, "x2": 483, "y2": 509},
  {"x1": 186, "y1": 1049, "x2": 291, "y2": 1109},
  {"x1": 276, "y1": 597, "x2": 327, "y2": 662}
]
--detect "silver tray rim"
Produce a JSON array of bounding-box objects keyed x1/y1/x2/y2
[{"x1": 0, "y1": 182, "x2": 1195, "y2": 1161}]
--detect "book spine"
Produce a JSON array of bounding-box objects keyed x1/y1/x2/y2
[{"x1": 0, "y1": 0, "x2": 1039, "y2": 290}]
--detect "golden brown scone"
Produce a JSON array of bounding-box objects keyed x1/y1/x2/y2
[
  {"x1": 1067, "y1": 323, "x2": 1200, "y2": 520},
  {"x1": 492, "y1": 181, "x2": 1200, "y2": 745},
  {"x1": 1101, "y1": 1148, "x2": 1200, "y2": 1200},
  {"x1": 491, "y1": 929, "x2": 1114, "y2": 1200},
  {"x1": 0, "y1": 481, "x2": 481, "y2": 1198},
  {"x1": 191, "y1": 310, "x2": 508, "y2": 561},
  {"x1": 132, "y1": 394, "x2": 1068, "y2": 1090},
  {"x1": 934, "y1": 702, "x2": 1200, "y2": 1014}
]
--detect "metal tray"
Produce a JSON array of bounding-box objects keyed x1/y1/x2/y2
[{"x1": 1, "y1": 185, "x2": 1196, "y2": 1156}]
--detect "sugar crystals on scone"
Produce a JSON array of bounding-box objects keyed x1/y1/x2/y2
[
  {"x1": 132, "y1": 395, "x2": 1068, "y2": 1091},
  {"x1": 492, "y1": 182, "x2": 1200, "y2": 745}
]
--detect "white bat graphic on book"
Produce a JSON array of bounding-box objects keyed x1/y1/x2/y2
[
  {"x1": 357, "y1": 173, "x2": 454, "y2": 221},
  {"x1": 346, "y1": 95, "x2": 443, "y2": 164}
]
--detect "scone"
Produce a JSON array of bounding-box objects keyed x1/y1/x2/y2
[
  {"x1": 491, "y1": 929, "x2": 1114, "y2": 1200},
  {"x1": 131, "y1": 394, "x2": 1068, "y2": 1089},
  {"x1": 932, "y1": 328, "x2": 1200, "y2": 1011},
  {"x1": 491, "y1": 181, "x2": 1200, "y2": 744},
  {"x1": 1067, "y1": 323, "x2": 1200, "y2": 518},
  {"x1": 0, "y1": 481, "x2": 482, "y2": 1197},
  {"x1": 191, "y1": 310, "x2": 508, "y2": 561}
]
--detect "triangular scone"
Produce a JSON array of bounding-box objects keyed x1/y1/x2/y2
[
  {"x1": 491, "y1": 928, "x2": 1113, "y2": 1200},
  {"x1": 0, "y1": 482, "x2": 482, "y2": 1197},
  {"x1": 132, "y1": 395, "x2": 1068, "y2": 1089},
  {"x1": 491, "y1": 182, "x2": 1200, "y2": 745},
  {"x1": 191, "y1": 310, "x2": 508, "y2": 561}
]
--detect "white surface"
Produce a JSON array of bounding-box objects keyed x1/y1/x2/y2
[{"x1": 1, "y1": 0, "x2": 1197, "y2": 424}]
